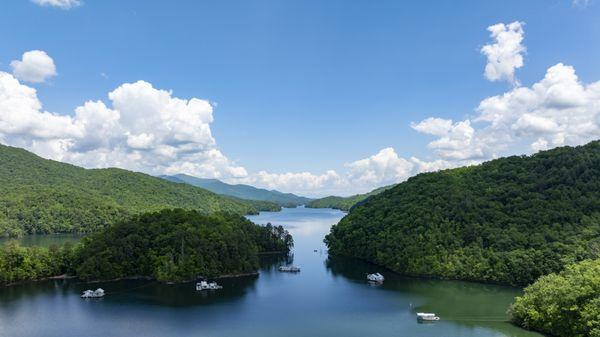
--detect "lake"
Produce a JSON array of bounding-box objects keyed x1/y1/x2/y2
[{"x1": 0, "y1": 207, "x2": 541, "y2": 337}]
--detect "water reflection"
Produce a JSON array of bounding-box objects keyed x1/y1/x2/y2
[
  {"x1": 325, "y1": 256, "x2": 542, "y2": 337},
  {"x1": 0, "y1": 254, "x2": 292, "y2": 309},
  {"x1": 259, "y1": 253, "x2": 294, "y2": 271}
]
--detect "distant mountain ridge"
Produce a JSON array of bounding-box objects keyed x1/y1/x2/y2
[
  {"x1": 0, "y1": 144, "x2": 270, "y2": 237},
  {"x1": 161, "y1": 174, "x2": 312, "y2": 207},
  {"x1": 306, "y1": 184, "x2": 395, "y2": 211}
]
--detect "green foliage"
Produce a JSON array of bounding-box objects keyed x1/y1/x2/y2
[
  {"x1": 306, "y1": 185, "x2": 395, "y2": 211},
  {"x1": 0, "y1": 241, "x2": 76, "y2": 285},
  {"x1": 0, "y1": 144, "x2": 269, "y2": 236},
  {"x1": 325, "y1": 141, "x2": 600, "y2": 285},
  {"x1": 223, "y1": 196, "x2": 282, "y2": 212},
  {"x1": 162, "y1": 174, "x2": 313, "y2": 207},
  {"x1": 74, "y1": 209, "x2": 293, "y2": 282},
  {"x1": 511, "y1": 259, "x2": 600, "y2": 337}
]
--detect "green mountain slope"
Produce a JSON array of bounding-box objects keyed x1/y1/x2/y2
[
  {"x1": 325, "y1": 141, "x2": 600, "y2": 285},
  {"x1": 161, "y1": 174, "x2": 312, "y2": 207},
  {"x1": 0, "y1": 144, "x2": 265, "y2": 237},
  {"x1": 306, "y1": 185, "x2": 395, "y2": 211}
]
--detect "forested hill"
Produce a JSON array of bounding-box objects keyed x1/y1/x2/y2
[
  {"x1": 0, "y1": 209, "x2": 294, "y2": 285},
  {"x1": 161, "y1": 174, "x2": 312, "y2": 207},
  {"x1": 75, "y1": 209, "x2": 293, "y2": 282},
  {"x1": 306, "y1": 185, "x2": 395, "y2": 211},
  {"x1": 0, "y1": 144, "x2": 267, "y2": 237},
  {"x1": 325, "y1": 141, "x2": 600, "y2": 286}
]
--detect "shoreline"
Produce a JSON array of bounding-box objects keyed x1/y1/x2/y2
[
  {"x1": 257, "y1": 250, "x2": 288, "y2": 255},
  {"x1": 3, "y1": 270, "x2": 261, "y2": 287},
  {"x1": 328, "y1": 254, "x2": 533, "y2": 288},
  {"x1": 5, "y1": 273, "x2": 77, "y2": 286}
]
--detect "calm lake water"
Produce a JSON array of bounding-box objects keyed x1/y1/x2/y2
[{"x1": 0, "y1": 207, "x2": 541, "y2": 337}]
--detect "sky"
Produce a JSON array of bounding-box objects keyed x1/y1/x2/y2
[{"x1": 1, "y1": 0, "x2": 600, "y2": 197}]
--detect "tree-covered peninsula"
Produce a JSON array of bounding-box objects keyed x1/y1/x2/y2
[
  {"x1": 325, "y1": 141, "x2": 600, "y2": 286},
  {"x1": 0, "y1": 209, "x2": 293, "y2": 285},
  {"x1": 511, "y1": 259, "x2": 600, "y2": 337},
  {"x1": 0, "y1": 144, "x2": 277, "y2": 237}
]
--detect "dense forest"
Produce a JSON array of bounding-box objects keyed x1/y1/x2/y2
[
  {"x1": 162, "y1": 174, "x2": 312, "y2": 207},
  {"x1": 511, "y1": 259, "x2": 600, "y2": 337},
  {"x1": 223, "y1": 196, "x2": 281, "y2": 213},
  {"x1": 325, "y1": 141, "x2": 600, "y2": 285},
  {"x1": 0, "y1": 144, "x2": 273, "y2": 237},
  {"x1": 0, "y1": 241, "x2": 76, "y2": 285},
  {"x1": 75, "y1": 209, "x2": 292, "y2": 282},
  {"x1": 306, "y1": 185, "x2": 394, "y2": 211},
  {"x1": 0, "y1": 209, "x2": 293, "y2": 285}
]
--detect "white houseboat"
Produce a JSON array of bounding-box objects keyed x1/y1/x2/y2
[
  {"x1": 196, "y1": 281, "x2": 223, "y2": 291},
  {"x1": 367, "y1": 273, "x2": 384, "y2": 283},
  {"x1": 81, "y1": 288, "x2": 105, "y2": 298},
  {"x1": 278, "y1": 266, "x2": 301, "y2": 272},
  {"x1": 417, "y1": 313, "x2": 440, "y2": 322}
]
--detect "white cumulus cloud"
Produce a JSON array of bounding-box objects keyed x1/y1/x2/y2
[
  {"x1": 232, "y1": 148, "x2": 454, "y2": 197},
  {"x1": 413, "y1": 63, "x2": 600, "y2": 161},
  {"x1": 481, "y1": 21, "x2": 525, "y2": 85},
  {"x1": 31, "y1": 0, "x2": 81, "y2": 9},
  {"x1": 0, "y1": 73, "x2": 245, "y2": 180},
  {"x1": 10, "y1": 50, "x2": 57, "y2": 83},
  {"x1": 346, "y1": 147, "x2": 415, "y2": 186},
  {"x1": 411, "y1": 118, "x2": 489, "y2": 161}
]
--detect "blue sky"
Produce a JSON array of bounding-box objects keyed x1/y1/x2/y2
[{"x1": 1, "y1": 0, "x2": 599, "y2": 196}]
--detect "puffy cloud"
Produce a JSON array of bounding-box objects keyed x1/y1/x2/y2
[
  {"x1": 0, "y1": 72, "x2": 79, "y2": 140},
  {"x1": 477, "y1": 63, "x2": 600, "y2": 151},
  {"x1": 481, "y1": 21, "x2": 525, "y2": 85},
  {"x1": 0, "y1": 73, "x2": 245, "y2": 180},
  {"x1": 10, "y1": 50, "x2": 57, "y2": 83},
  {"x1": 413, "y1": 63, "x2": 600, "y2": 161},
  {"x1": 233, "y1": 148, "x2": 454, "y2": 196},
  {"x1": 31, "y1": 0, "x2": 81, "y2": 9},
  {"x1": 346, "y1": 147, "x2": 414, "y2": 186},
  {"x1": 411, "y1": 118, "x2": 489, "y2": 160}
]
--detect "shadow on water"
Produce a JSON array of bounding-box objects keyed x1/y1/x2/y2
[
  {"x1": 0, "y1": 254, "x2": 289, "y2": 309},
  {"x1": 259, "y1": 252, "x2": 294, "y2": 271},
  {"x1": 97, "y1": 277, "x2": 260, "y2": 307},
  {"x1": 0, "y1": 279, "x2": 76, "y2": 306},
  {"x1": 325, "y1": 255, "x2": 543, "y2": 337}
]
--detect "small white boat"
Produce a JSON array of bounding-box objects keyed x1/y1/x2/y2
[
  {"x1": 278, "y1": 266, "x2": 301, "y2": 272},
  {"x1": 196, "y1": 281, "x2": 223, "y2": 291},
  {"x1": 417, "y1": 312, "x2": 440, "y2": 322},
  {"x1": 81, "y1": 288, "x2": 105, "y2": 298},
  {"x1": 367, "y1": 273, "x2": 384, "y2": 283}
]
